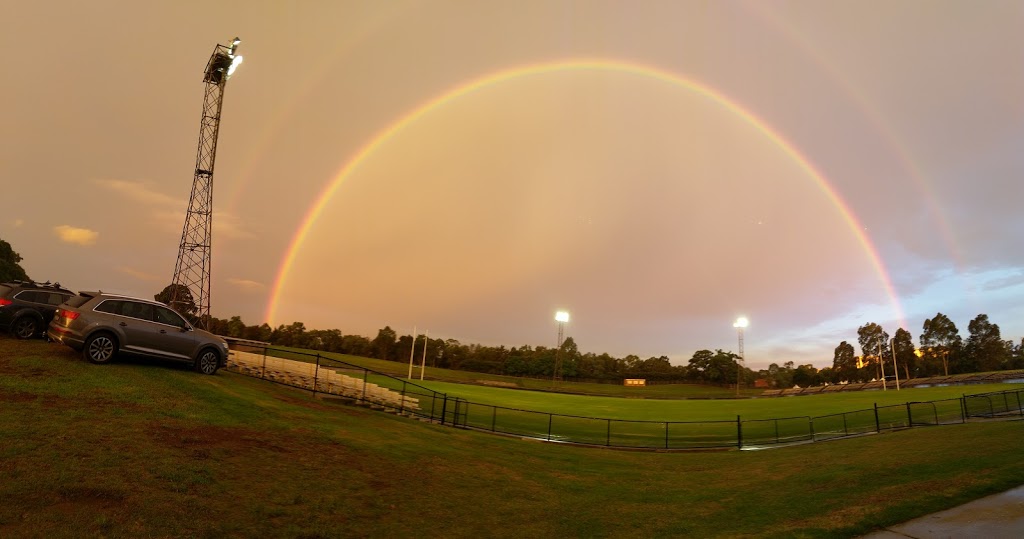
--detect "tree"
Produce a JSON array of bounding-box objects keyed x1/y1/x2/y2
[
  {"x1": 892, "y1": 328, "x2": 917, "y2": 380},
  {"x1": 964, "y1": 314, "x2": 1008, "y2": 372},
  {"x1": 920, "y1": 313, "x2": 961, "y2": 376},
  {"x1": 856, "y1": 323, "x2": 890, "y2": 380},
  {"x1": 0, "y1": 239, "x2": 30, "y2": 282},
  {"x1": 832, "y1": 341, "x2": 857, "y2": 382},
  {"x1": 792, "y1": 364, "x2": 818, "y2": 388},
  {"x1": 687, "y1": 350, "x2": 715, "y2": 382},
  {"x1": 371, "y1": 326, "x2": 398, "y2": 361},
  {"x1": 226, "y1": 316, "x2": 246, "y2": 338},
  {"x1": 155, "y1": 283, "x2": 197, "y2": 318}
]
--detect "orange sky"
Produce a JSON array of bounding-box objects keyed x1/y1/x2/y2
[{"x1": 3, "y1": 1, "x2": 1023, "y2": 368}]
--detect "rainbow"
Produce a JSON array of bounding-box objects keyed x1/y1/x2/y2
[{"x1": 264, "y1": 59, "x2": 907, "y2": 328}]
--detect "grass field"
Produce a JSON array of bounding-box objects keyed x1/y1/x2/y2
[
  {"x1": 3, "y1": 336, "x2": 1024, "y2": 537},
  {"x1": 257, "y1": 344, "x2": 764, "y2": 398}
]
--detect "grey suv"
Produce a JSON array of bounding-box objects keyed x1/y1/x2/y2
[{"x1": 47, "y1": 292, "x2": 228, "y2": 375}]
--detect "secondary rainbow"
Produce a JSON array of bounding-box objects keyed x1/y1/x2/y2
[{"x1": 265, "y1": 59, "x2": 907, "y2": 328}]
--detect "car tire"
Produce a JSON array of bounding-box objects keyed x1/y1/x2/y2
[
  {"x1": 84, "y1": 333, "x2": 117, "y2": 364},
  {"x1": 194, "y1": 348, "x2": 220, "y2": 375},
  {"x1": 12, "y1": 317, "x2": 38, "y2": 339}
]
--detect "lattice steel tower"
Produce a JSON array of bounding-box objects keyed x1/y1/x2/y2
[{"x1": 170, "y1": 38, "x2": 243, "y2": 328}]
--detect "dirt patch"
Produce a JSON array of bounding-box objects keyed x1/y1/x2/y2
[
  {"x1": 0, "y1": 390, "x2": 37, "y2": 403},
  {"x1": 478, "y1": 380, "x2": 518, "y2": 388},
  {"x1": 147, "y1": 422, "x2": 292, "y2": 454}
]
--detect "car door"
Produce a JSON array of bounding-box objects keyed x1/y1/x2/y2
[
  {"x1": 116, "y1": 300, "x2": 161, "y2": 356},
  {"x1": 152, "y1": 306, "x2": 198, "y2": 361}
]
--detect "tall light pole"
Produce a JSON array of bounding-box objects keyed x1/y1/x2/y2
[
  {"x1": 733, "y1": 317, "x2": 748, "y2": 397},
  {"x1": 553, "y1": 311, "x2": 570, "y2": 383},
  {"x1": 170, "y1": 37, "x2": 243, "y2": 328}
]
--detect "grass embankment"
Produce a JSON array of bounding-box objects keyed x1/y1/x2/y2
[{"x1": 3, "y1": 337, "x2": 1024, "y2": 538}]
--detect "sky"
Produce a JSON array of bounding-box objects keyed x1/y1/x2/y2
[{"x1": 3, "y1": 1, "x2": 1023, "y2": 370}]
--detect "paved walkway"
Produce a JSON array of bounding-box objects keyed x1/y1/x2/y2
[{"x1": 861, "y1": 485, "x2": 1024, "y2": 538}]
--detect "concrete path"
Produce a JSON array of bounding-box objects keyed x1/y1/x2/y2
[{"x1": 861, "y1": 485, "x2": 1024, "y2": 538}]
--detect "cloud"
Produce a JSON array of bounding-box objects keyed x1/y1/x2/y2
[
  {"x1": 54, "y1": 225, "x2": 98, "y2": 246},
  {"x1": 117, "y1": 266, "x2": 163, "y2": 282},
  {"x1": 979, "y1": 270, "x2": 1024, "y2": 292},
  {"x1": 227, "y1": 277, "x2": 266, "y2": 291},
  {"x1": 94, "y1": 179, "x2": 252, "y2": 239}
]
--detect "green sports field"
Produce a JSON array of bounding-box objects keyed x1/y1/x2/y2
[{"x1": 4, "y1": 337, "x2": 1024, "y2": 537}]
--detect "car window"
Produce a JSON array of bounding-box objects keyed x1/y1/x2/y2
[
  {"x1": 47, "y1": 293, "x2": 68, "y2": 306},
  {"x1": 154, "y1": 306, "x2": 187, "y2": 328},
  {"x1": 121, "y1": 301, "x2": 155, "y2": 321},
  {"x1": 95, "y1": 300, "x2": 125, "y2": 314},
  {"x1": 15, "y1": 291, "x2": 44, "y2": 303}
]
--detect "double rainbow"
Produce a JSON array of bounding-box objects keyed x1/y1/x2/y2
[{"x1": 264, "y1": 59, "x2": 906, "y2": 329}]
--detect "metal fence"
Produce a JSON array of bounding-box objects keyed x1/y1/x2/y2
[{"x1": 224, "y1": 342, "x2": 1024, "y2": 450}]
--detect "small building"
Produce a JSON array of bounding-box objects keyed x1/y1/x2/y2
[{"x1": 623, "y1": 378, "x2": 646, "y2": 387}]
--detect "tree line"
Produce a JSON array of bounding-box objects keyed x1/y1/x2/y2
[{"x1": 5, "y1": 237, "x2": 1021, "y2": 388}]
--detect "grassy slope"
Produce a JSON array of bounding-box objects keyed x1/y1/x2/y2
[{"x1": 2, "y1": 337, "x2": 1023, "y2": 538}]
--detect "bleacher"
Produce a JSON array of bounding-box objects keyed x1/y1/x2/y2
[{"x1": 227, "y1": 350, "x2": 419, "y2": 411}]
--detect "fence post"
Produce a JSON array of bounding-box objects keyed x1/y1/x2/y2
[
  {"x1": 606, "y1": 419, "x2": 611, "y2": 447},
  {"x1": 842, "y1": 413, "x2": 848, "y2": 436},
  {"x1": 312, "y1": 354, "x2": 320, "y2": 397},
  {"x1": 361, "y1": 369, "x2": 369, "y2": 403},
  {"x1": 261, "y1": 345, "x2": 268, "y2": 379},
  {"x1": 809, "y1": 417, "x2": 816, "y2": 442},
  {"x1": 440, "y1": 395, "x2": 448, "y2": 426},
  {"x1": 873, "y1": 403, "x2": 880, "y2": 433},
  {"x1": 906, "y1": 402, "x2": 913, "y2": 427},
  {"x1": 774, "y1": 419, "x2": 780, "y2": 444},
  {"x1": 664, "y1": 422, "x2": 669, "y2": 450},
  {"x1": 961, "y1": 394, "x2": 967, "y2": 422},
  {"x1": 399, "y1": 381, "x2": 406, "y2": 415},
  {"x1": 547, "y1": 414, "x2": 553, "y2": 441},
  {"x1": 491, "y1": 407, "x2": 497, "y2": 432},
  {"x1": 737, "y1": 415, "x2": 743, "y2": 449},
  {"x1": 1017, "y1": 391, "x2": 1023, "y2": 417}
]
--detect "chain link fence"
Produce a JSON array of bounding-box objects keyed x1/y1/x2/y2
[{"x1": 224, "y1": 341, "x2": 1024, "y2": 450}]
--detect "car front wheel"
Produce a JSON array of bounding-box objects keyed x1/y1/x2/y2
[
  {"x1": 12, "y1": 317, "x2": 38, "y2": 339},
  {"x1": 84, "y1": 333, "x2": 117, "y2": 364},
  {"x1": 195, "y1": 349, "x2": 220, "y2": 375}
]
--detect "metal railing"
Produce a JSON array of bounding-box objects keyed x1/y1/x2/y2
[{"x1": 223, "y1": 342, "x2": 1024, "y2": 450}]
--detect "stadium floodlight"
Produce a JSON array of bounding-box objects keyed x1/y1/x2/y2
[
  {"x1": 552, "y1": 310, "x2": 570, "y2": 383},
  {"x1": 227, "y1": 55, "x2": 243, "y2": 78},
  {"x1": 733, "y1": 317, "x2": 748, "y2": 396}
]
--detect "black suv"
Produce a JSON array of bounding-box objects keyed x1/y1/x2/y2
[{"x1": 0, "y1": 280, "x2": 76, "y2": 339}]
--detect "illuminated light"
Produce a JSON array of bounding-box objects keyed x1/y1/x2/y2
[
  {"x1": 733, "y1": 317, "x2": 749, "y2": 329},
  {"x1": 227, "y1": 55, "x2": 243, "y2": 78},
  {"x1": 555, "y1": 311, "x2": 570, "y2": 323},
  {"x1": 264, "y1": 59, "x2": 906, "y2": 328}
]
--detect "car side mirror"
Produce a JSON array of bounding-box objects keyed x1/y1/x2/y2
[{"x1": 180, "y1": 325, "x2": 192, "y2": 332}]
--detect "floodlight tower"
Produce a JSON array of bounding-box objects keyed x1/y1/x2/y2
[
  {"x1": 170, "y1": 38, "x2": 243, "y2": 328},
  {"x1": 733, "y1": 317, "x2": 748, "y2": 396},
  {"x1": 553, "y1": 311, "x2": 570, "y2": 382}
]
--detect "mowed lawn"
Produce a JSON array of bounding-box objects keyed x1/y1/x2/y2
[
  {"x1": 411, "y1": 379, "x2": 1020, "y2": 421},
  {"x1": 2, "y1": 337, "x2": 1023, "y2": 538}
]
